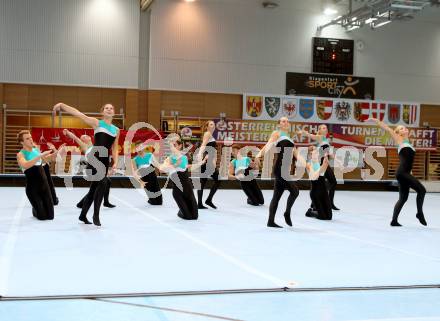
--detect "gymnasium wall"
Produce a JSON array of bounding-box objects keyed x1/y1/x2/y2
[
  {"x1": 1, "y1": 0, "x2": 438, "y2": 106},
  {"x1": 0, "y1": 0, "x2": 141, "y2": 88},
  {"x1": 148, "y1": 0, "x2": 440, "y2": 103},
  {"x1": 0, "y1": 83, "x2": 3, "y2": 171},
  {"x1": 2, "y1": 84, "x2": 440, "y2": 129},
  {"x1": 0, "y1": 0, "x2": 439, "y2": 178},
  {"x1": 2, "y1": 84, "x2": 440, "y2": 180},
  {"x1": 138, "y1": 10, "x2": 151, "y2": 90},
  {"x1": 0, "y1": 83, "x2": 148, "y2": 124}
]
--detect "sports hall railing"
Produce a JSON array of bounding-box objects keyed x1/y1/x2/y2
[
  {"x1": 387, "y1": 128, "x2": 440, "y2": 181},
  {"x1": 426, "y1": 129, "x2": 440, "y2": 181}
]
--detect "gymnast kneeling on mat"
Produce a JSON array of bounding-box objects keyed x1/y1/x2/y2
[
  {"x1": 16, "y1": 130, "x2": 61, "y2": 220},
  {"x1": 305, "y1": 146, "x2": 332, "y2": 221},
  {"x1": 131, "y1": 141, "x2": 163, "y2": 206},
  {"x1": 159, "y1": 136, "x2": 207, "y2": 220},
  {"x1": 229, "y1": 144, "x2": 264, "y2": 206}
]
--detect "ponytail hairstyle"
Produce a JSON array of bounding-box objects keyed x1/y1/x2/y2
[
  {"x1": 394, "y1": 125, "x2": 404, "y2": 135},
  {"x1": 202, "y1": 120, "x2": 214, "y2": 133}
]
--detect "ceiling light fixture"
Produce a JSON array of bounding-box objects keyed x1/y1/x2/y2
[
  {"x1": 373, "y1": 20, "x2": 392, "y2": 28},
  {"x1": 391, "y1": 0, "x2": 428, "y2": 10},
  {"x1": 317, "y1": 0, "x2": 433, "y2": 33},
  {"x1": 262, "y1": 1, "x2": 279, "y2": 9},
  {"x1": 324, "y1": 7, "x2": 338, "y2": 15},
  {"x1": 346, "y1": 25, "x2": 360, "y2": 31},
  {"x1": 140, "y1": 0, "x2": 154, "y2": 11},
  {"x1": 365, "y1": 17, "x2": 378, "y2": 24}
]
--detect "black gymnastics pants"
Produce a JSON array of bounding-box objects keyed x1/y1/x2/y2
[
  {"x1": 310, "y1": 166, "x2": 337, "y2": 209},
  {"x1": 198, "y1": 165, "x2": 220, "y2": 205},
  {"x1": 268, "y1": 176, "x2": 299, "y2": 224},
  {"x1": 310, "y1": 177, "x2": 332, "y2": 220},
  {"x1": 77, "y1": 176, "x2": 112, "y2": 207},
  {"x1": 79, "y1": 164, "x2": 110, "y2": 221},
  {"x1": 324, "y1": 166, "x2": 337, "y2": 206},
  {"x1": 43, "y1": 163, "x2": 58, "y2": 205},
  {"x1": 172, "y1": 171, "x2": 198, "y2": 220},
  {"x1": 141, "y1": 170, "x2": 163, "y2": 205},
  {"x1": 25, "y1": 167, "x2": 54, "y2": 220},
  {"x1": 241, "y1": 179, "x2": 264, "y2": 205},
  {"x1": 392, "y1": 171, "x2": 426, "y2": 222}
]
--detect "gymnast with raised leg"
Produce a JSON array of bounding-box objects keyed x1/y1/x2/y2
[
  {"x1": 229, "y1": 144, "x2": 264, "y2": 206},
  {"x1": 368, "y1": 118, "x2": 427, "y2": 227},
  {"x1": 256, "y1": 117, "x2": 302, "y2": 228},
  {"x1": 131, "y1": 141, "x2": 163, "y2": 205},
  {"x1": 197, "y1": 120, "x2": 220, "y2": 209},
  {"x1": 17, "y1": 130, "x2": 57, "y2": 220},
  {"x1": 298, "y1": 125, "x2": 340, "y2": 211},
  {"x1": 53, "y1": 103, "x2": 120, "y2": 226},
  {"x1": 305, "y1": 146, "x2": 332, "y2": 220},
  {"x1": 63, "y1": 129, "x2": 116, "y2": 209},
  {"x1": 159, "y1": 136, "x2": 206, "y2": 220}
]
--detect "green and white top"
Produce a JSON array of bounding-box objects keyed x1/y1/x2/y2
[
  {"x1": 19, "y1": 147, "x2": 42, "y2": 172},
  {"x1": 169, "y1": 154, "x2": 188, "y2": 172},
  {"x1": 398, "y1": 139, "x2": 415, "y2": 154},
  {"x1": 134, "y1": 153, "x2": 154, "y2": 169},
  {"x1": 317, "y1": 136, "x2": 330, "y2": 148},
  {"x1": 231, "y1": 157, "x2": 251, "y2": 175},
  {"x1": 307, "y1": 160, "x2": 324, "y2": 177},
  {"x1": 275, "y1": 130, "x2": 294, "y2": 144},
  {"x1": 94, "y1": 119, "x2": 118, "y2": 137}
]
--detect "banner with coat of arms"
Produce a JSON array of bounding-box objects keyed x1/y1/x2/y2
[
  {"x1": 212, "y1": 119, "x2": 437, "y2": 151},
  {"x1": 243, "y1": 93, "x2": 421, "y2": 127}
]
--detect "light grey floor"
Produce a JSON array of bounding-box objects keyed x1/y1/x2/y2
[{"x1": 1, "y1": 187, "x2": 440, "y2": 320}]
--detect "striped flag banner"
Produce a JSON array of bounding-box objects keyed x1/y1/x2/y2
[
  {"x1": 371, "y1": 103, "x2": 386, "y2": 121},
  {"x1": 403, "y1": 104, "x2": 418, "y2": 125},
  {"x1": 354, "y1": 102, "x2": 370, "y2": 122}
]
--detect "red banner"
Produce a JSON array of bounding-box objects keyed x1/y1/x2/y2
[
  {"x1": 31, "y1": 128, "x2": 164, "y2": 155},
  {"x1": 212, "y1": 119, "x2": 437, "y2": 150}
]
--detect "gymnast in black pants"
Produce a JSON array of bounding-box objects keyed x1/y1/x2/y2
[
  {"x1": 64, "y1": 129, "x2": 116, "y2": 209},
  {"x1": 76, "y1": 177, "x2": 114, "y2": 208},
  {"x1": 43, "y1": 163, "x2": 58, "y2": 205},
  {"x1": 256, "y1": 117, "x2": 301, "y2": 228},
  {"x1": 131, "y1": 142, "x2": 163, "y2": 205},
  {"x1": 368, "y1": 118, "x2": 427, "y2": 227},
  {"x1": 305, "y1": 146, "x2": 332, "y2": 220},
  {"x1": 17, "y1": 130, "x2": 56, "y2": 220},
  {"x1": 54, "y1": 103, "x2": 120, "y2": 226},
  {"x1": 160, "y1": 137, "x2": 205, "y2": 220},
  {"x1": 229, "y1": 144, "x2": 264, "y2": 206},
  {"x1": 197, "y1": 120, "x2": 220, "y2": 209},
  {"x1": 298, "y1": 125, "x2": 339, "y2": 210},
  {"x1": 103, "y1": 177, "x2": 115, "y2": 207},
  {"x1": 42, "y1": 142, "x2": 61, "y2": 205}
]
